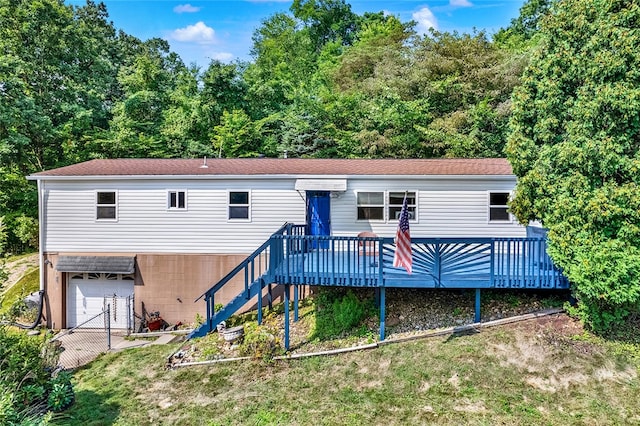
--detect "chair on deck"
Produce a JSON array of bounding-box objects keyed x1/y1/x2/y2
[{"x1": 358, "y1": 231, "x2": 379, "y2": 266}]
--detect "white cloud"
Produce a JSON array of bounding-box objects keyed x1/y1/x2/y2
[
  {"x1": 210, "y1": 52, "x2": 234, "y2": 62},
  {"x1": 413, "y1": 7, "x2": 438, "y2": 33},
  {"x1": 170, "y1": 21, "x2": 216, "y2": 44},
  {"x1": 450, "y1": 0, "x2": 473, "y2": 7},
  {"x1": 174, "y1": 4, "x2": 201, "y2": 13}
]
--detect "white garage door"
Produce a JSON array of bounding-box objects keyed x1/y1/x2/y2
[{"x1": 67, "y1": 273, "x2": 134, "y2": 329}]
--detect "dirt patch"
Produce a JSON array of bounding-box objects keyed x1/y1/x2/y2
[{"x1": 487, "y1": 315, "x2": 637, "y2": 394}]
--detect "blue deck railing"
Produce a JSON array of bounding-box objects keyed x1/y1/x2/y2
[
  {"x1": 270, "y1": 233, "x2": 568, "y2": 290},
  {"x1": 190, "y1": 224, "x2": 568, "y2": 341}
]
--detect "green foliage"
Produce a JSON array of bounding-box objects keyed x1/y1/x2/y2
[
  {"x1": 0, "y1": 326, "x2": 67, "y2": 424},
  {"x1": 494, "y1": 0, "x2": 554, "y2": 48},
  {"x1": 198, "y1": 333, "x2": 222, "y2": 360},
  {"x1": 0, "y1": 217, "x2": 6, "y2": 255},
  {"x1": 211, "y1": 110, "x2": 262, "y2": 158},
  {"x1": 14, "y1": 215, "x2": 38, "y2": 250},
  {"x1": 506, "y1": 0, "x2": 640, "y2": 332},
  {"x1": 238, "y1": 316, "x2": 283, "y2": 361},
  {"x1": 46, "y1": 371, "x2": 74, "y2": 412},
  {"x1": 0, "y1": 0, "x2": 544, "y2": 257},
  {"x1": 310, "y1": 289, "x2": 374, "y2": 340}
]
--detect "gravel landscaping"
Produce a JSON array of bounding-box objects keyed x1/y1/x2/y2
[{"x1": 170, "y1": 287, "x2": 570, "y2": 366}]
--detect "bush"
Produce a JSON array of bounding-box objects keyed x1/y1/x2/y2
[
  {"x1": 238, "y1": 316, "x2": 283, "y2": 361},
  {"x1": 14, "y1": 215, "x2": 39, "y2": 251},
  {"x1": 310, "y1": 289, "x2": 374, "y2": 340},
  {"x1": 506, "y1": 0, "x2": 640, "y2": 333},
  {"x1": 0, "y1": 326, "x2": 70, "y2": 424}
]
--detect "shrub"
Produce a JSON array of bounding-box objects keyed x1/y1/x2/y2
[
  {"x1": 46, "y1": 371, "x2": 74, "y2": 412},
  {"x1": 14, "y1": 215, "x2": 39, "y2": 251},
  {"x1": 310, "y1": 289, "x2": 374, "y2": 340},
  {"x1": 0, "y1": 326, "x2": 70, "y2": 424},
  {"x1": 238, "y1": 316, "x2": 283, "y2": 361}
]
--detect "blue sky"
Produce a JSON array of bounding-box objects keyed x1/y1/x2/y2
[{"x1": 69, "y1": 0, "x2": 526, "y2": 67}]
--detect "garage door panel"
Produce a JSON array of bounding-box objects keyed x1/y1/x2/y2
[{"x1": 67, "y1": 276, "x2": 134, "y2": 329}]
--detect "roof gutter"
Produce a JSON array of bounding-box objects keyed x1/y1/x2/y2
[{"x1": 27, "y1": 174, "x2": 516, "y2": 181}]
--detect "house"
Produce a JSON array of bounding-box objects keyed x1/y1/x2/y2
[{"x1": 28, "y1": 157, "x2": 532, "y2": 331}]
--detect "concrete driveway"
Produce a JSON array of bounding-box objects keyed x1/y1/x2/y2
[{"x1": 52, "y1": 330, "x2": 178, "y2": 370}]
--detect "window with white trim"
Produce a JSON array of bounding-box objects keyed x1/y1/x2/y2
[
  {"x1": 388, "y1": 192, "x2": 416, "y2": 220},
  {"x1": 168, "y1": 190, "x2": 186, "y2": 209},
  {"x1": 96, "y1": 191, "x2": 117, "y2": 220},
  {"x1": 357, "y1": 192, "x2": 384, "y2": 220},
  {"x1": 356, "y1": 191, "x2": 417, "y2": 221},
  {"x1": 229, "y1": 191, "x2": 250, "y2": 220},
  {"x1": 489, "y1": 192, "x2": 510, "y2": 222}
]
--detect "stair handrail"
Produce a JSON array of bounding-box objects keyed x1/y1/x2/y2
[{"x1": 194, "y1": 222, "x2": 292, "y2": 303}]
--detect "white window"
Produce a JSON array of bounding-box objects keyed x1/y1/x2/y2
[
  {"x1": 96, "y1": 191, "x2": 117, "y2": 220},
  {"x1": 168, "y1": 190, "x2": 187, "y2": 210},
  {"x1": 489, "y1": 192, "x2": 511, "y2": 222},
  {"x1": 357, "y1": 192, "x2": 384, "y2": 220},
  {"x1": 388, "y1": 192, "x2": 416, "y2": 221},
  {"x1": 356, "y1": 191, "x2": 417, "y2": 221},
  {"x1": 229, "y1": 191, "x2": 250, "y2": 220}
]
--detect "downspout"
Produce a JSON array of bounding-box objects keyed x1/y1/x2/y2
[{"x1": 38, "y1": 179, "x2": 44, "y2": 292}]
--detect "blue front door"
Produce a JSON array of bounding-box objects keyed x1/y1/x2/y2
[{"x1": 306, "y1": 191, "x2": 330, "y2": 248}]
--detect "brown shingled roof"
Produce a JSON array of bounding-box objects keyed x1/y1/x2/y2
[{"x1": 29, "y1": 158, "x2": 513, "y2": 178}]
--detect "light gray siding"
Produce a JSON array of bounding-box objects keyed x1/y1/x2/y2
[
  {"x1": 43, "y1": 179, "x2": 306, "y2": 253},
  {"x1": 331, "y1": 177, "x2": 525, "y2": 238},
  {"x1": 42, "y1": 175, "x2": 525, "y2": 254}
]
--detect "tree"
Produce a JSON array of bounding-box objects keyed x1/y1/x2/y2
[
  {"x1": 506, "y1": 0, "x2": 640, "y2": 332},
  {"x1": 291, "y1": 0, "x2": 359, "y2": 51},
  {"x1": 494, "y1": 0, "x2": 555, "y2": 48}
]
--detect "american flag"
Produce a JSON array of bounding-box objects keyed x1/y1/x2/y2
[{"x1": 393, "y1": 194, "x2": 412, "y2": 274}]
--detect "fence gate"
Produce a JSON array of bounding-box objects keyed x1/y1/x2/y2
[{"x1": 103, "y1": 293, "x2": 134, "y2": 334}]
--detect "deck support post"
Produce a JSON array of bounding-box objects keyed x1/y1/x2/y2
[
  {"x1": 284, "y1": 284, "x2": 290, "y2": 350},
  {"x1": 293, "y1": 285, "x2": 299, "y2": 322},
  {"x1": 206, "y1": 295, "x2": 212, "y2": 333},
  {"x1": 475, "y1": 288, "x2": 481, "y2": 323},
  {"x1": 267, "y1": 283, "x2": 273, "y2": 310},
  {"x1": 257, "y1": 280, "x2": 263, "y2": 325},
  {"x1": 379, "y1": 287, "x2": 386, "y2": 341}
]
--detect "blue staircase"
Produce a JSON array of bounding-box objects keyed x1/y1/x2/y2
[
  {"x1": 186, "y1": 223, "x2": 296, "y2": 340},
  {"x1": 188, "y1": 278, "x2": 265, "y2": 339}
]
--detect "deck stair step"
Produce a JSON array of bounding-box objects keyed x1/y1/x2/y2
[{"x1": 187, "y1": 278, "x2": 264, "y2": 339}]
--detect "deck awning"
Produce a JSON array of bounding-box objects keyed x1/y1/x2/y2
[
  {"x1": 295, "y1": 179, "x2": 347, "y2": 191},
  {"x1": 55, "y1": 256, "x2": 136, "y2": 274}
]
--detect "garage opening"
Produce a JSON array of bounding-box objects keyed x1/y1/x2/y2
[{"x1": 56, "y1": 256, "x2": 136, "y2": 329}]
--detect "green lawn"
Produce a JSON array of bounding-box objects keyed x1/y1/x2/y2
[
  {"x1": 53, "y1": 314, "x2": 640, "y2": 426},
  {"x1": 0, "y1": 267, "x2": 39, "y2": 316}
]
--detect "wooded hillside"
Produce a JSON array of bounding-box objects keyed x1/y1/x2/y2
[{"x1": 0, "y1": 0, "x2": 543, "y2": 252}]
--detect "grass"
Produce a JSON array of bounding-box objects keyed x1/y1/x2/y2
[
  {"x1": 53, "y1": 314, "x2": 640, "y2": 426},
  {"x1": 0, "y1": 267, "x2": 39, "y2": 316}
]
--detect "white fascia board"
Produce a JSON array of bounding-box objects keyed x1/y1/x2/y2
[
  {"x1": 295, "y1": 179, "x2": 348, "y2": 191},
  {"x1": 27, "y1": 174, "x2": 516, "y2": 181}
]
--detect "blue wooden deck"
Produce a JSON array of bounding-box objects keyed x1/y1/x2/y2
[
  {"x1": 190, "y1": 224, "x2": 569, "y2": 345},
  {"x1": 272, "y1": 235, "x2": 568, "y2": 290}
]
